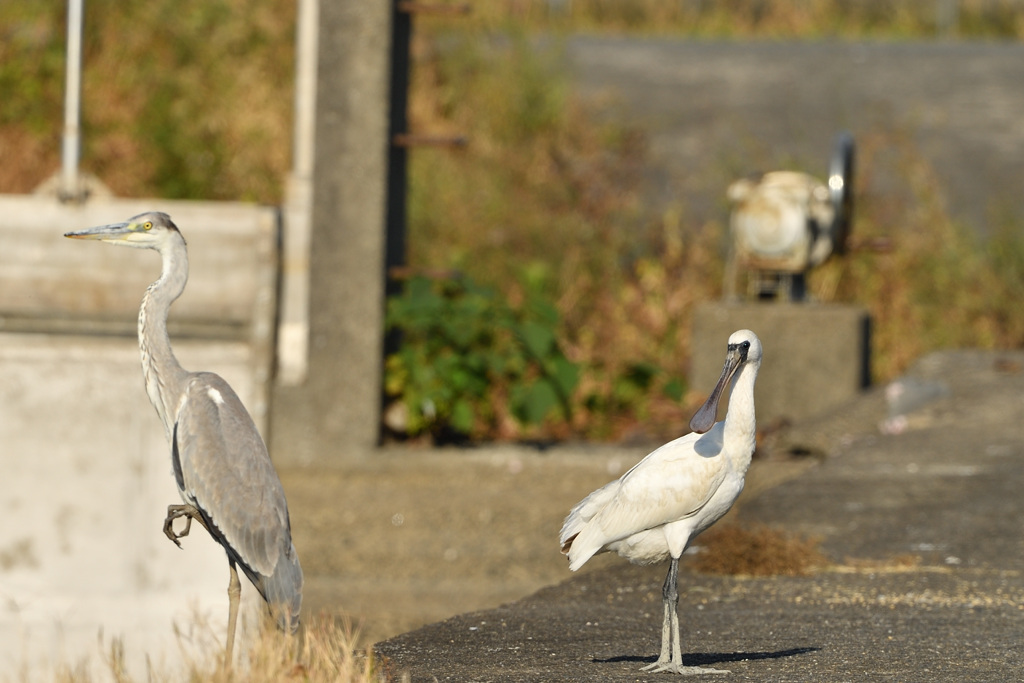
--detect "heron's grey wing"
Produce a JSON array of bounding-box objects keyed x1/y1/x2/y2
[{"x1": 173, "y1": 372, "x2": 302, "y2": 630}]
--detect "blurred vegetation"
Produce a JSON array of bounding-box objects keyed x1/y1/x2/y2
[
  {"x1": 476, "y1": 0, "x2": 1024, "y2": 39},
  {"x1": 0, "y1": 0, "x2": 293, "y2": 199},
  {"x1": 385, "y1": 273, "x2": 580, "y2": 441},
  {"x1": 2, "y1": 1, "x2": 1023, "y2": 443}
]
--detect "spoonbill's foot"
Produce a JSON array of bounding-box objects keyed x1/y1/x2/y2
[{"x1": 641, "y1": 660, "x2": 729, "y2": 675}]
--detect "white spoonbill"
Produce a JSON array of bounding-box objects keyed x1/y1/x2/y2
[{"x1": 559, "y1": 329, "x2": 762, "y2": 676}]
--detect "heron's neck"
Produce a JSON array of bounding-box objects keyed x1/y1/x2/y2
[
  {"x1": 722, "y1": 362, "x2": 759, "y2": 466},
  {"x1": 139, "y1": 234, "x2": 190, "y2": 439}
]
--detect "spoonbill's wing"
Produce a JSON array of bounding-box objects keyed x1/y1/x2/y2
[{"x1": 563, "y1": 428, "x2": 729, "y2": 567}]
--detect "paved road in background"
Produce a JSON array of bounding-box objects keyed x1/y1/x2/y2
[{"x1": 565, "y1": 39, "x2": 1024, "y2": 235}]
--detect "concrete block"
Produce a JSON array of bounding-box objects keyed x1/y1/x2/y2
[
  {"x1": 0, "y1": 334, "x2": 263, "y2": 679},
  {"x1": 691, "y1": 302, "x2": 870, "y2": 425},
  {"x1": 0, "y1": 195, "x2": 279, "y2": 434}
]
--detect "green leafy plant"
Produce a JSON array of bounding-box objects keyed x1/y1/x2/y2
[{"x1": 384, "y1": 274, "x2": 579, "y2": 442}]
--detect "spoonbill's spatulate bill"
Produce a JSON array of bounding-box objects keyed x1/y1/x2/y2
[{"x1": 560, "y1": 329, "x2": 762, "y2": 675}]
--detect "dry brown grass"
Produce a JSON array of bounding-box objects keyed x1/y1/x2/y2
[
  {"x1": 26, "y1": 615, "x2": 384, "y2": 683},
  {"x1": 406, "y1": 26, "x2": 729, "y2": 439},
  {"x1": 690, "y1": 523, "x2": 829, "y2": 577},
  {"x1": 0, "y1": 123, "x2": 59, "y2": 192},
  {"x1": 179, "y1": 615, "x2": 382, "y2": 683},
  {"x1": 0, "y1": 0, "x2": 294, "y2": 200},
  {"x1": 559, "y1": 210, "x2": 725, "y2": 439},
  {"x1": 837, "y1": 554, "x2": 924, "y2": 572}
]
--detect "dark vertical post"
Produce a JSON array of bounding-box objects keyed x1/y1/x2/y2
[
  {"x1": 385, "y1": 1, "x2": 411, "y2": 299},
  {"x1": 379, "y1": 1, "x2": 412, "y2": 441}
]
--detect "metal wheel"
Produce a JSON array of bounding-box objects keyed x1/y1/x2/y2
[{"x1": 828, "y1": 131, "x2": 855, "y2": 254}]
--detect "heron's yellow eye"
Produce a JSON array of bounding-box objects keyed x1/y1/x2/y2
[{"x1": 143, "y1": 221, "x2": 153, "y2": 230}]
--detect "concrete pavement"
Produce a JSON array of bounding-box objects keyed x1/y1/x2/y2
[{"x1": 377, "y1": 348, "x2": 1024, "y2": 681}]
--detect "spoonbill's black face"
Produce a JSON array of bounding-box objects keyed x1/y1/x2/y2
[
  {"x1": 688, "y1": 330, "x2": 761, "y2": 434},
  {"x1": 729, "y1": 340, "x2": 751, "y2": 363}
]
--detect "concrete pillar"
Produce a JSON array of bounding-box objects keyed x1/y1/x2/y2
[
  {"x1": 271, "y1": 0, "x2": 394, "y2": 465},
  {"x1": 691, "y1": 302, "x2": 871, "y2": 426}
]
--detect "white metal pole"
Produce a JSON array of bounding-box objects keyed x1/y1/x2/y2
[
  {"x1": 278, "y1": 0, "x2": 320, "y2": 385},
  {"x1": 60, "y1": 0, "x2": 84, "y2": 201},
  {"x1": 292, "y1": 0, "x2": 319, "y2": 182}
]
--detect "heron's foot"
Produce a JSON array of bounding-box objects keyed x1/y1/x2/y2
[
  {"x1": 641, "y1": 661, "x2": 729, "y2": 676},
  {"x1": 163, "y1": 504, "x2": 207, "y2": 549}
]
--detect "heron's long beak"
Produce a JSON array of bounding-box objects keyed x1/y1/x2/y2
[
  {"x1": 64, "y1": 222, "x2": 133, "y2": 242},
  {"x1": 688, "y1": 343, "x2": 748, "y2": 434}
]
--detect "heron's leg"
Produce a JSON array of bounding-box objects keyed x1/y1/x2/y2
[
  {"x1": 162, "y1": 504, "x2": 208, "y2": 548},
  {"x1": 225, "y1": 560, "x2": 241, "y2": 665}
]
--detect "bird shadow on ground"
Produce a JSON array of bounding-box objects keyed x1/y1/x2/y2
[{"x1": 595, "y1": 646, "x2": 819, "y2": 667}]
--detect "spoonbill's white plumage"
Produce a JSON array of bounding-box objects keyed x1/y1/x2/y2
[{"x1": 559, "y1": 329, "x2": 762, "y2": 676}]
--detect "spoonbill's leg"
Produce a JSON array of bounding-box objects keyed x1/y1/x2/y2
[
  {"x1": 642, "y1": 557, "x2": 729, "y2": 675},
  {"x1": 641, "y1": 557, "x2": 677, "y2": 671}
]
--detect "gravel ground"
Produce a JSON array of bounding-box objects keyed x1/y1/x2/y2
[
  {"x1": 281, "y1": 443, "x2": 816, "y2": 648},
  {"x1": 279, "y1": 445, "x2": 644, "y2": 646}
]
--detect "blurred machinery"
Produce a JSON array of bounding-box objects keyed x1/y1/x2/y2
[{"x1": 724, "y1": 132, "x2": 855, "y2": 301}]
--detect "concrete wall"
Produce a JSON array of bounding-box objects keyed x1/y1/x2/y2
[
  {"x1": 0, "y1": 197, "x2": 276, "y2": 678},
  {"x1": 0, "y1": 196, "x2": 279, "y2": 429},
  {"x1": 1, "y1": 336, "x2": 265, "y2": 679}
]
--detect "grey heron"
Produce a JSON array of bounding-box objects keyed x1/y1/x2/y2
[
  {"x1": 560, "y1": 329, "x2": 762, "y2": 675},
  {"x1": 65, "y1": 212, "x2": 302, "y2": 661}
]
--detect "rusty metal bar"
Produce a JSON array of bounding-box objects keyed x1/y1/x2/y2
[
  {"x1": 846, "y1": 236, "x2": 893, "y2": 253},
  {"x1": 392, "y1": 133, "x2": 468, "y2": 148},
  {"x1": 397, "y1": 1, "x2": 471, "y2": 15},
  {"x1": 388, "y1": 266, "x2": 463, "y2": 281}
]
